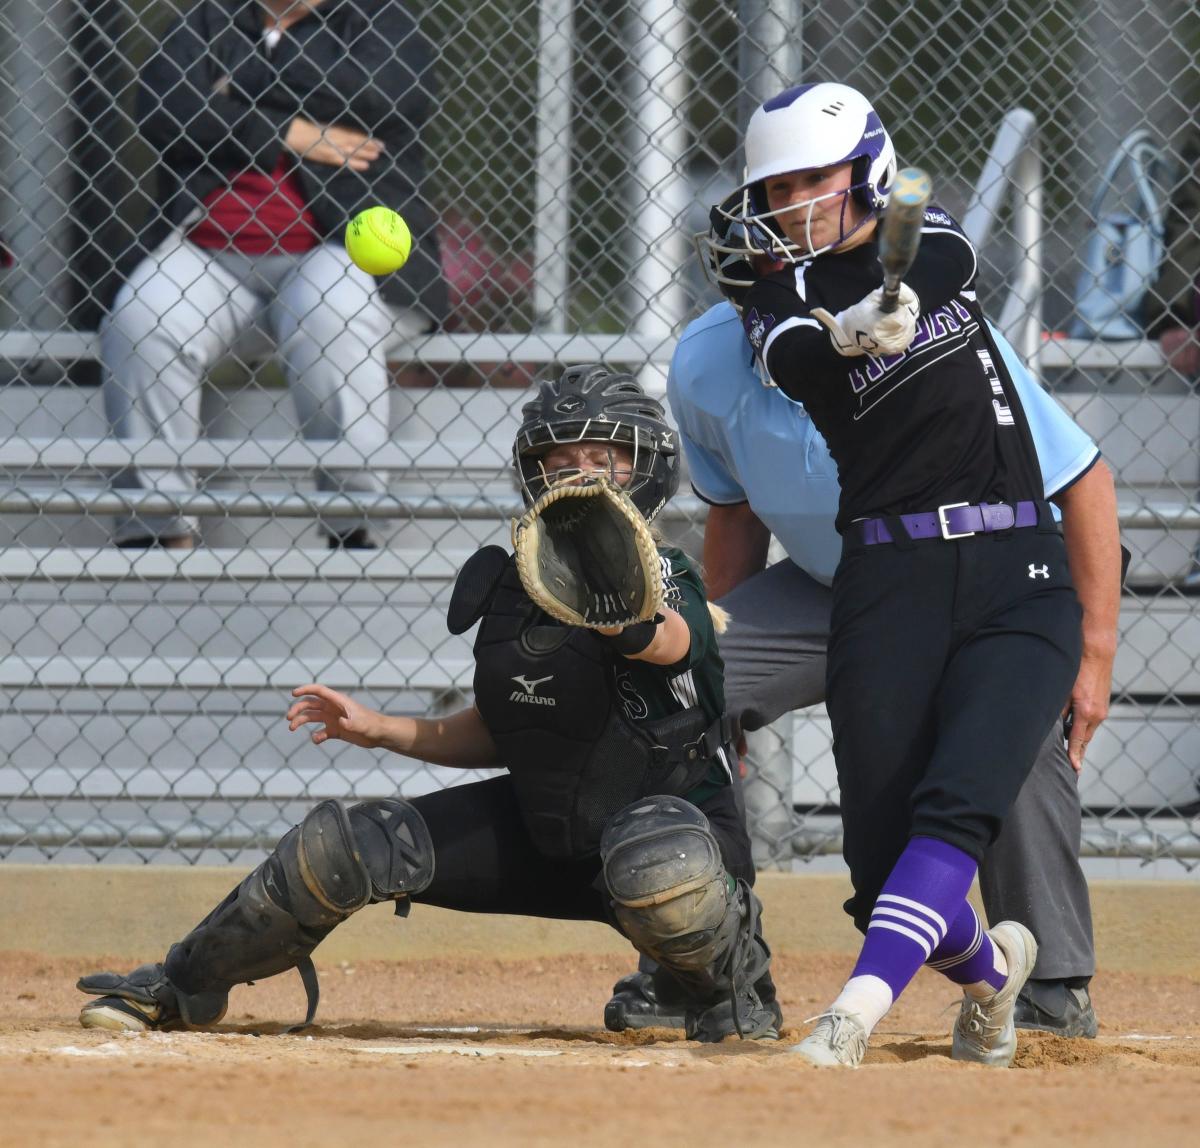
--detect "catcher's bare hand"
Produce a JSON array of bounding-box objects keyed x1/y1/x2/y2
[{"x1": 288, "y1": 683, "x2": 383, "y2": 749}]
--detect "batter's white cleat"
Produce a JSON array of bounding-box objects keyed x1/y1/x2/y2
[
  {"x1": 789, "y1": 1008, "x2": 868, "y2": 1067},
  {"x1": 951, "y1": 920, "x2": 1038, "y2": 1067}
]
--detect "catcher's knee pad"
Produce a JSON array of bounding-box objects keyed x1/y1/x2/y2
[
  {"x1": 346, "y1": 798, "x2": 436, "y2": 909},
  {"x1": 601, "y1": 795, "x2": 735, "y2": 975},
  {"x1": 274, "y1": 797, "x2": 436, "y2": 926}
]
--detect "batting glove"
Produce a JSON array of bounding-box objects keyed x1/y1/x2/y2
[{"x1": 810, "y1": 284, "x2": 919, "y2": 358}]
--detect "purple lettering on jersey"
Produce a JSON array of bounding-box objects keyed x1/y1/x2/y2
[
  {"x1": 928, "y1": 309, "x2": 951, "y2": 340},
  {"x1": 925, "y1": 297, "x2": 972, "y2": 341},
  {"x1": 850, "y1": 347, "x2": 908, "y2": 391},
  {"x1": 845, "y1": 299, "x2": 980, "y2": 420}
]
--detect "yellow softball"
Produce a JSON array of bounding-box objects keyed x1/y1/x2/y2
[{"x1": 344, "y1": 206, "x2": 412, "y2": 275}]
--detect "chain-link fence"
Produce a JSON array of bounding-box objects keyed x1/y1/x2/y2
[{"x1": 0, "y1": 0, "x2": 1198, "y2": 868}]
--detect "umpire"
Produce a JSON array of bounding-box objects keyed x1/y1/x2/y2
[{"x1": 75, "y1": 366, "x2": 780, "y2": 1044}]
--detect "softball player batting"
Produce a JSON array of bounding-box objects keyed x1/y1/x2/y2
[
  {"x1": 731, "y1": 81, "x2": 1100, "y2": 1067},
  {"x1": 74, "y1": 366, "x2": 781, "y2": 1044},
  {"x1": 606, "y1": 298, "x2": 1116, "y2": 1041}
]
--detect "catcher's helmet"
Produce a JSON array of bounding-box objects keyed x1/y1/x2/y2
[
  {"x1": 693, "y1": 190, "x2": 781, "y2": 314},
  {"x1": 513, "y1": 364, "x2": 679, "y2": 522},
  {"x1": 732, "y1": 81, "x2": 897, "y2": 260}
]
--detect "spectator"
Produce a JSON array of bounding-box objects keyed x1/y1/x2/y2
[{"x1": 103, "y1": 0, "x2": 447, "y2": 549}]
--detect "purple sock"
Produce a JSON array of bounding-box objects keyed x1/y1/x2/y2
[
  {"x1": 849, "y1": 836, "x2": 978, "y2": 1001},
  {"x1": 926, "y1": 902, "x2": 1007, "y2": 991}
]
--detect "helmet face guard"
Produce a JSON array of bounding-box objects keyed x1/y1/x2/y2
[{"x1": 512, "y1": 366, "x2": 679, "y2": 522}]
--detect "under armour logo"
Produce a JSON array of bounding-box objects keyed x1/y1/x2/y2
[
  {"x1": 1028, "y1": 564, "x2": 1049, "y2": 580},
  {"x1": 511, "y1": 673, "x2": 553, "y2": 695}
]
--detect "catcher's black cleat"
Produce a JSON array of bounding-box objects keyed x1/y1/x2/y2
[
  {"x1": 80, "y1": 995, "x2": 171, "y2": 1033},
  {"x1": 77, "y1": 963, "x2": 188, "y2": 1033},
  {"x1": 604, "y1": 969, "x2": 688, "y2": 1032},
  {"x1": 685, "y1": 975, "x2": 782, "y2": 1043},
  {"x1": 1013, "y1": 979, "x2": 1098, "y2": 1038}
]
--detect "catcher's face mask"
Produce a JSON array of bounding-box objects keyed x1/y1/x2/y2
[
  {"x1": 534, "y1": 442, "x2": 635, "y2": 491},
  {"x1": 516, "y1": 422, "x2": 666, "y2": 515}
]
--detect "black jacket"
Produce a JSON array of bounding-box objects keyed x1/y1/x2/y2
[{"x1": 136, "y1": 0, "x2": 447, "y2": 321}]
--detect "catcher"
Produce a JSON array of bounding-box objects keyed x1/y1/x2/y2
[{"x1": 75, "y1": 364, "x2": 782, "y2": 1044}]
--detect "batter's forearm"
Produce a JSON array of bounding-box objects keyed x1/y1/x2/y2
[
  {"x1": 763, "y1": 328, "x2": 842, "y2": 400},
  {"x1": 903, "y1": 231, "x2": 976, "y2": 313}
]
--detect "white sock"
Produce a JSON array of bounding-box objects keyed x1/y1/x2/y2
[
  {"x1": 829, "y1": 974, "x2": 894, "y2": 1034},
  {"x1": 961, "y1": 942, "x2": 1010, "y2": 1000}
]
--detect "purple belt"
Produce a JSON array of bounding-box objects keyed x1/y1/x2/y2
[{"x1": 855, "y1": 500, "x2": 1042, "y2": 545}]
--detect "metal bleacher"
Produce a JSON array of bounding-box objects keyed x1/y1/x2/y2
[{"x1": 0, "y1": 337, "x2": 699, "y2": 858}]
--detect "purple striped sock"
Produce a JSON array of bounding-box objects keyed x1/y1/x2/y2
[
  {"x1": 926, "y1": 902, "x2": 1006, "y2": 991},
  {"x1": 849, "y1": 835, "x2": 978, "y2": 1001}
]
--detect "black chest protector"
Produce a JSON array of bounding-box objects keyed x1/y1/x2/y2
[{"x1": 452, "y1": 548, "x2": 729, "y2": 859}]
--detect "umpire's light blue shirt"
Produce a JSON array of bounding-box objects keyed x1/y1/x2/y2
[{"x1": 667, "y1": 302, "x2": 1101, "y2": 587}]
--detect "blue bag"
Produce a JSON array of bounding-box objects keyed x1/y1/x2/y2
[{"x1": 1069, "y1": 130, "x2": 1168, "y2": 340}]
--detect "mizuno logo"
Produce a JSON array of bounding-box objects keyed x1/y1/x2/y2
[
  {"x1": 512, "y1": 673, "x2": 553, "y2": 694},
  {"x1": 510, "y1": 673, "x2": 556, "y2": 706},
  {"x1": 1028, "y1": 564, "x2": 1049, "y2": 580}
]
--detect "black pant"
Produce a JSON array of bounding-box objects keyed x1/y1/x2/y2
[
  {"x1": 409, "y1": 776, "x2": 754, "y2": 925},
  {"x1": 827, "y1": 522, "x2": 1083, "y2": 931}
]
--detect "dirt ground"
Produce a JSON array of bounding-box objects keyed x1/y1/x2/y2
[{"x1": 2, "y1": 950, "x2": 1198, "y2": 1148}]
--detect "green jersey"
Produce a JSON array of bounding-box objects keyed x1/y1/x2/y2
[{"x1": 615, "y1": 546, "x2": 732, "y2": 798}]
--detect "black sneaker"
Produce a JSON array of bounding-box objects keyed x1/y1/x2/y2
[
  {"x1": 327, "y1": 527, "x2": 378, "y2": 550},
  {"x1": 685, "y1": 980, "x2": 782, "y2": 1043},
  {"x1": 80, "y1": 995, "x2": 169, "y2": 1032},
  {"x1": 604, "y1": 969, "x2": 687, "y2": 1032},
  {"x1": 77, "y1": 963, "x2": 183, "y2": 1032},
  {"x1": 1013, "y1": 979, "x2": 1098, "y2": 1038}
]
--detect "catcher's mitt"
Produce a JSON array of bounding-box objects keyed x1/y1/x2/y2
[{"x1": 512, "y1": 476, "x2": 663, "y2": 628}]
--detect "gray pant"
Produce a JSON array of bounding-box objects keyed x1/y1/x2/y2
[
  {"x1": 718, "y1": 557, "x2": 1094, "y2": 981},
  {"x1": 101, "y1": 234, "x2": 427, "y2": 542}
]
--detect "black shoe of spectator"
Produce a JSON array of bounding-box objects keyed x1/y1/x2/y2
[
  {"x1": 1179, "y1": 560, "x2": 1200, "y2": 595},
  {"x1": 327, "y1": 527, "x2": 378, "y2": 550},
  {"x1": 1173, "y1": 789, "x2": 1200, "y2": 817},
  {"x1": 116, "y1": 533, "x2": 197, "y2": 550},
  {"x1": 1013, "y1": 979, "x2": 1098, "y2": 1038}
]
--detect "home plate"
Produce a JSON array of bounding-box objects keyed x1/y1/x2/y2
[{"x1": 359, "y1": 1043, "x2": 563, "y2": 1058}]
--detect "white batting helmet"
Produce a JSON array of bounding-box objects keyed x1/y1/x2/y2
[{"x1": 734, "y1": 82, "x2": 898, "y2": 259}]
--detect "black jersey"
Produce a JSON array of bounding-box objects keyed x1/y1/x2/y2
[{"x1": 741, "y1": 206, "x2": 1045, "y2": 533}]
